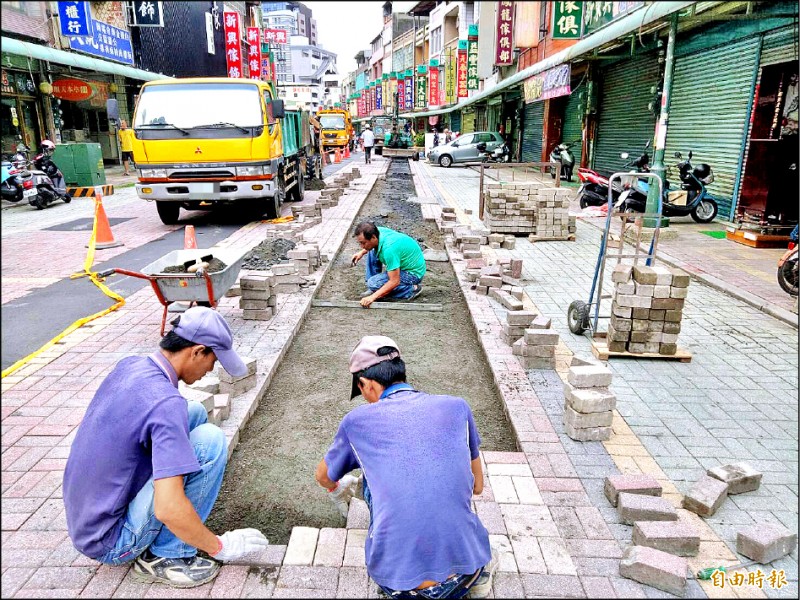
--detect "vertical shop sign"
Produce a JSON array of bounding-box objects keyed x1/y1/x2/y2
[
  {"x1": 223, "y1": 12, "x2": 242, "y2": 78},
  {"x1": 376, "y1": 81, "x2": 383, "y2": 111},
  {"x1": 246, "y1": 27, "x2": 261, "y2": 80},
  {"x1": 467, "y1": 25, "x2": 479, "y2": 90},
  {"x1": 457, "y1": 40, "x2": 468, "y2": 98},
  {"x1": 445, "y1": 48, "x2": 456, "y2": 105},
  {"x1": 552, "y1": 1, "x2": 583, "y2": 39},
  {"x1": 132, "y1": 1, "x2": 164, "y2": 27},
  {"x1": 397, "y1": 77, "x2": 405, "y2": 111},
  {"x1": 405, "y1": 71, "x2": 414, "y2": 110},
  {"x1": 416, "y1": 68, "x2": 427, "y2": 110},
  {"x1": 58, "y1": 1, "x2": 92, "y2": 37},
  {"x1": 428, "y1": 61, "x2": 439, "y2": 107},
  {"x1": 389, "y1": 74, "x2": 398, "y2": 115},
  {"x1": 495, "y1": 1, "x2": 514, "y2": 66}
]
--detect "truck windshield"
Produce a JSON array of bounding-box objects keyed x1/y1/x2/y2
[
  {"x1": 133, "y1": 83, "x2": 263, "y2": 129},
  {"x1": 320, "y1": 115, "x2": 345, "y2": 130}
]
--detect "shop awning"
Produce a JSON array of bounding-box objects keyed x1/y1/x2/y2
[
  {"x1": 1, "y1": 36, "x2": 172, "y2": 82},
  {"x1": 399, "y1": 0, "x2": 701, "y2": 119}
]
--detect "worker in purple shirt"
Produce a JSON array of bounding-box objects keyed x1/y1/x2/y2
[
  {"x1": 315, "y1": 335, "x2": 497, "y2": 598},
  {"x1": 63, "y1": 307, "x2": 269, "y2": 588}
]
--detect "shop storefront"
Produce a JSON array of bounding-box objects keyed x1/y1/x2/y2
[{"x1": 1, "y1": 68, "x2": 45, "y2": 155}]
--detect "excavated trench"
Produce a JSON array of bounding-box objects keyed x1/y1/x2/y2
[{"x1": 208, "y1": 160, "x2": 516, "y2": 544}]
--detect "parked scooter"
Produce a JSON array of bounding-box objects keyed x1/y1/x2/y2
[
  {"x1": 477, "y1": 140, "x2": 511, "y2": 163},
  {"x1": 777, "y1": 225, "x2": 799, "y2": 296},
  {"x1": 1, "y1": 159, "x2": 34, "y2": 203},
  {"x1": 577, "y1": 141, "x2": 652, "y2": 209},
  {"x1": 617, "y1": 150, "x2": 718, "y2": 223},
  {"x1": 550, "y1": 139, "x2": 580, "y2": 182},
  {"x1": 29, "y1": 140, "x2": 71, "y2": 209}
]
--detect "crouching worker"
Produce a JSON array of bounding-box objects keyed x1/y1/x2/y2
[
  {"x1": 63, "y1": 307, "x2": 269, "y2": 588},
  {"x1": 315, "y1": 335, "x2": 496, "y2": 598},
  {"x1": 351, "y1": 221, "x2": 426, "y2": 307}
]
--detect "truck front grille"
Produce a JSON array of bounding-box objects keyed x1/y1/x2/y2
[{"x1": 168, "y1": 170, "x2": 234, "y2": 180}]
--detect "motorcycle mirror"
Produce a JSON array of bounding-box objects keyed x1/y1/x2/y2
[
  {"x1": 620, "y1": 152, "x2": 629, "y2": 159},
  {"x1": 674, "y1": 151, "x2": 682, "y2": 159}
]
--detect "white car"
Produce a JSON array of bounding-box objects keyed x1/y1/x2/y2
[{"x1": 427, "y1": 132, "x2": 504, "y2": 167}]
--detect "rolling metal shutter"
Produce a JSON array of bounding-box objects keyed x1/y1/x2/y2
[
  {"x1": 562, "y1": 91, "x2": 584, "y2": 165},
  {"x1": 461, "y1": 108, "x2": 475, "y2": 134},
  {"x1": 593, "y1": 53, "x2": 658, "y2": 177},
  {"x1": 760, "y1": 25, "x2": 798, "y2": 66},
  {"x1": 475, "y1": 105, "x2": 487, "y2": 132},
  {"x1": 449, "y1": 110, "x2": 461, "y2": 134},
  {"x1": 521, "y1": 101, "x2": 544, "y2": 162},
  {"x1": 665, "y1": 37, "x2": 759, "y2": 220}
]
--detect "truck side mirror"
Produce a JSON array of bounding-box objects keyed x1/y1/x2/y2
[
  {"x1": 271, "y1": 99, "x2": 285, "y2": 120},
  {"x1": 106, "y1": 98, "x2": 119, "y2": 124}
]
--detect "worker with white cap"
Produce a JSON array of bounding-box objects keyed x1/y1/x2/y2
[
  {"x1": 360, "y1": 124, "x2": 375, "y2": 164},
  {"x1": 315, "y1": 335, "x2": 496, "y2": 598}
]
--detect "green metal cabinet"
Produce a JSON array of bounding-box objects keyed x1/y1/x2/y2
[{"x1": 53, "y1": 142, "x2": 106, "y2": 187}]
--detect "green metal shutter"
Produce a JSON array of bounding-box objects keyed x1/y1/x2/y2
[
  {"x1": 450, "y1": 111, "x2": 461, "y2": 134},
  {"x1": 665, "y1": 37, "x2": 759, "y2": 220},
  {"x1": 475, "y1": 106, "x2": 487, "y2": 131},
  {"x1": 760, "y1": 25, "x2": 798, "y2": 66},
  {"x1": 593, "y1": 53, "x2": 658, "y2": 176},
  {"x1": 461, "y1": 108, "x2": 475, "y2": 134},
  {"x1": 562, "y1": 92, "x2": 583, "y2": 165},
  {"x1": 521, "y1": 101, "x2": 544, "y2": 162}
]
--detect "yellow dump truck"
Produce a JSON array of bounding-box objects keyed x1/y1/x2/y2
[
  {"x1": 316, "y1": 108, "x2": 353, "y2": 152},
  {"x1": 131, "y1": 78, "x2": 309, "y2": 224}
]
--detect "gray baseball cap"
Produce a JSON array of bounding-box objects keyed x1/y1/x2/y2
[
  {"x1": 349, "y1": 335, "x2": 400, "y2": 398},
  {"x1": 172, "y1": 307, "x2": 248, "y2": 377}
]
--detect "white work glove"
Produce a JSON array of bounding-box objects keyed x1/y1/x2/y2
[
  {"x1": 211, "y1": 528, "x2": 269, "y2": 562},
  {"x1": 328, "y1": 474, "x2": 361, "y2": 518}
]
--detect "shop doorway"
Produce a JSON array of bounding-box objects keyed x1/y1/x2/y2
[
  {"x1": 1, "y1": 96, "x2": 43, "y2": 155},
  {"x1": 738, "y1": 61, "x2": 799, "y2": 227}
]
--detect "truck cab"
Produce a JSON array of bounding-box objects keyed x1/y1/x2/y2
[
  {"x1": 316, "y1": 108, "x2": 352, "y2": 152},
  {"x1": 131, "y1": 78, "x2": 304, "y2": 224}
]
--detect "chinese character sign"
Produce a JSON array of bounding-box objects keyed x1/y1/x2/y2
[
  {"x1": 445, "y1": 49, "x2": 456, "y2": 105},
  {"x1": 397, "y1": 78, "x2": 405, "y2": 111},
  {"x1": 376, "y1": 82, "x2": 382, "y2": 111},
  {"x1": 428, "y1": 68, "x2": 439, "y2": 107},
  {"x1": 457, "y1": 49, "x2": 468, "y2": 98},
  {"x1": 522, "y1": 63, "x2": 571, "y2": 103},
  {"x1": 247, "y1": 27, "x2": 261, "y2": 80},
  {"x1": 584, "y1": 1, "x2": 642, "y2": 35},
  {"x1": 69, "y1": 19, "x2": 134, "y2": 65},
  {"x1": 552, "y1": 1, "x2": 583, "y2": 39},
  {"x1": 495, "y1": 1, "x2": 514, "y2": 66},
  {"x1": 405, "y1": 74, "x2": 413, "y2": 110},
  {"x1": 132, "y1": 1, "x2": 164, "y2": 27},
  {"x1": 223, "y1": 12, "x2": 242, "y2": 78},
  {"x1": 416, "y1": 74, "x2": 427, "y2": 109},
  {"x1": 58, "y1": 1, "x2": 92, "y2": 37},
  {"x1": 467, "y1": 35, "x2": 479, "y2": 90},
  {"x1": 263, "y1": 29, "x2": 288, "y2": 44}
]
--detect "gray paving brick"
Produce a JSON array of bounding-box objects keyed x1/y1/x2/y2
[{"x1": 520, "y1": 574, "x2": 586, "y2": 598}]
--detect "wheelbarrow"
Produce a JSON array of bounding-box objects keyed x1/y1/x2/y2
[{"x1": 98, "y1": 248, "x2": 249, "y2": 335}]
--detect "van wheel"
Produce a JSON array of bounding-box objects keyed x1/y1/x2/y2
[
  {"x1": 439, "y1": 155, "x2": 453, "y2": 168},
  {"x1": 156, "y1": 201, "x2": 180, "y2": 225}
]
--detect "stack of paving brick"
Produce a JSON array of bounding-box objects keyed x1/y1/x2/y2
[
  {"x1": 608, "y1": 264, "x2": 690, "y2": 355},
  {"x1": 219, "y1": 356, "x2": 257, "y2": 398},
  {"x1": 181, "y1": 374, "x2": 231, "y2": 427},
  {"x1": 287, "y1": 243, "x2": 321, "y2": 275},
  {"x1": 440, "y1": 206, "x2": 457, "y2": 233},
  {"x1": 562, "y1": 363, "x2": 614, "y2": 440},
  {"x1": 458, "y1": 232, "x2": 484, "y2": 260},
  {"x1": 239, "y1": 274, "x2": 276, "y2": 321},
  {"x1": 317, "y1": 187, "x2": 343, "y2": 209},
  {"x1": 500, "y1": 310, "x2": 536, "y2": 345},
  {"x1": 511, "y1": 315, "x2": 556, "y2": 370},
  {"x1": 528, "y1": 188, "x2": 576, "y2": 241},
  {"x1": 483, "y1": 182, "x2": 538, "y2": 234},
  {"x1": 272, "y1": 262, "x2": 304, "y2": 294},
  {"x1": 291, "y1": 202, "x2": 323, "y2": 219}
]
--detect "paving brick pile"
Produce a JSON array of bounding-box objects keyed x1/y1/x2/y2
[
  {"x1": 482, "y1": 182, "x2": 576, "y2": 240},
  {"x1": 287, "y1": 243, "x2": 321, "y2": 275},
  {"x1": 563, "y1": 363, "x2": 614, "y2": 440},
  {"x1": 501, "y1": 310, "x2": 536, "y2": 345},
  {"x1": 180, "y1": 358, "x2": 256, "y2": 426},
  {"x1": 608, "y1": 263, "x2": 690, "y2": 355},
  {"x1": 218, "y1": 356, "x2": 258, "y2": 397},
  {"x1": 239, "y1": 274, "x2": 276, "y2": 321},
  {"x1": 452, "y1": 224, "x2": 488, "y2": 259},
  {"x1": 513, "y1": 322, "x2": 558, "y2": 369}
]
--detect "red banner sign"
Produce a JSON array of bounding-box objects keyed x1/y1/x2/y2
[
  {"x1": 358, "y1": 94, "x2": 365, "y2": 116},
  {"x1": 223, "y1": 12, "x2": 243, "y2": 78},
  {"x1": 52, "y1": 78, "x2": 94, "y2": 102},
  {"x1": 263, "y1": 28, "x2": 288, "y2": 44},
  {"x1": 457, "y1": 50, "x2": 468, "y2": 98},
  {"x1": 495, "y1": 1, "x2": 514, "y2": 66},
  {"x1": 397, "y1": 79, "x2": 405, "y2": 111},
  {"x1": 246, "y1": 27, "x2": 261, "y2": 80},
  {"x1": 429, "y1": 67, "x2": 439, "y2": 107}
]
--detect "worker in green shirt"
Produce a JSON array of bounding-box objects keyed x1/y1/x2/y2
[{"x1": 351, "y1": 222, "x2": 426, "y2": 307}]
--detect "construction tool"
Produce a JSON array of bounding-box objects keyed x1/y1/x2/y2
[{"x1": 695, "y1": 560, "x2": 759, "y2": 580}]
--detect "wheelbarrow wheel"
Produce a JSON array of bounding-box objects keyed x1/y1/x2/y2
[{"x1": 568, "y1": 300, "x2": 590, "y2": 335}]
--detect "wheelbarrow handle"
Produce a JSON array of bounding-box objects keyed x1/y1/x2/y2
[{"x1": 97, "y1": 268, "x2": 117, "y2": 278}]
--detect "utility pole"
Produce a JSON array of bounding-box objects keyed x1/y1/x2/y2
[{"x1": 646, "y1": 11, "x2": 678, "y2": 228}]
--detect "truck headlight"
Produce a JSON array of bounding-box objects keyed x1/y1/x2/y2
[
  {"x1": 236, "y1": 166, "x2": 266, "y2": 176},
  {"x1": 139, "y1": 168, "x2": 167, "y2": 178}
]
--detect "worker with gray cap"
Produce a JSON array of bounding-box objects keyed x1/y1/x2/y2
[
  {"x1": 315, "y1": 335, "x2": 496, "y2": 598},
  {"x1": 64, "y1": 307, "x2": 269, "y2": 588}
]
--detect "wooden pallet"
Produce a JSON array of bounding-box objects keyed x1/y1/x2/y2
[
  {"x1": 590, "y1": 338, "x2": 692, "y2": 362},
  {"x1": 725, "y1": 229, "x2": 790, "y2": 249}
]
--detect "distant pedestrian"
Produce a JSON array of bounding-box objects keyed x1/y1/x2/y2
[
  {"x1": 360, "y1": 125, "x2": 375, "y2": 164},
  {"x1": 433, "y1": 127, "x2": 440, "y2": 147},
  {"x1": 63, "y1": 307, "x2": 269, "y2": 588},
  {"x1": 444, "y1": 128, "x2": 452, "y2": 144},
  {"x1": 118, "y1": 120, "x2": 134, "y2": 176}
]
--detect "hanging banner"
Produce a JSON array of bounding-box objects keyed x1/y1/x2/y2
[
  {"x1": 405, "y1": 72, "x2": 413, "y2": 111},
  {"x1": 552, "y1": 1, "x2": 583, "y2": 39},
  {"x1": 358, "y1": 93, "x2": 365, "y2": 116},
  {"x1": 457, "y1": 48, "x2": 468, "y2": 98},
  {"x1": 467, "y1": 25, "x2": 479, "y2": 90},
  {"x1": 444, "y1": 48, "x2": 456, "y2": 105},
  {"x1": 376, "y1": 81, "x2": 383, "y2": 111},
  {"x1": 263, "y1": 29, "x2": 288, "y2": 44},
  {"x1": 495, "y1": 1, "x2": 514, "y2": 66},
  {"x1": 397, "y1": 77, "x2": 405, "y2": 111},
  {"x1": 428, "y1": 62, "x2": 439, "y2": 107},
  {"x1": 246, "y1": 27, "x2": 262, "y2": 80},
  {"x1": 223, "y1": 11, "x2": 243, "y2": 78},
  {"x1": 416, "y1": 73, "x2": 427, "y2": 109},
  {"x1": 58, "y1": 1, "x2": 92, "y2": 37},
  {"x1": 522, "y1": 63, "x2": 571, "y2": 103}
]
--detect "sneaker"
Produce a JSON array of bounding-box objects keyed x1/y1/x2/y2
[
  {"x1": 407, "y1": 284, "x2": 423, "y2": 301},
  {"x1": 467, "y1": 549, "x2": 498, "y2": 599},
  {"x1": 361, "y1": 290, "x2": 373, "y2": 298},
  {"x1": 131, "y1": 549, "x2": 221, "y2": 588}
]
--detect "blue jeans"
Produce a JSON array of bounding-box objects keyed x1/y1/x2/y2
[
  {"x1": 98, "y1": 401, "x2": 227, "y2": 564},
  {"x1": 365, "y1": 250, "x2": 421, "y2": 299},
  {"x1": 363, "y1": 479, "x2": 482, "y2": 599}
]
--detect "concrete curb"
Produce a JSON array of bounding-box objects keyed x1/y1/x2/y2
[{"x1": 578, "y1": 216, "x2": 799, "y2": 330}]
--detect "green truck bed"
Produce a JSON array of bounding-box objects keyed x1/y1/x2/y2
[{"x1": 281, "y1": 109, "x2": 311, "y2": 157}]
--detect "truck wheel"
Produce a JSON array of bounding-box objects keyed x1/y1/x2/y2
[
  {"x1": 266, "y1": 169, "x2": 285, "y2": 219},
  {"x1": 156, "y1": 201, "x2": 180, "y2": 225},
  {"x1": 289, "y1": 161, "x2": 305, "y2": 202},
  {"x1": 375, "y1": 146, "x2": 383, "y2": 156}
]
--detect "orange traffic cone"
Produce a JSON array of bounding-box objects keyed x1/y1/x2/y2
[
  {"x1": 344, "y1": 145, "x2": 351, "y2": 159},
  {"x1": 321, "y1": 147, "x2": 328, "y2": 165},
  {"x1": 184, "y1": 225, "x2": 198, "y2": 249},
  {"x1": 90, "y1": 190, "x2": 123, "y2": 249},
  {"x1": 334, "y1": 148, "x2": 342, "y2": 163}
]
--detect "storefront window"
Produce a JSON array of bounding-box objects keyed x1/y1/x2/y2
[{"x1": 1, "y1": 97, "x2": 21, "y2": 155}]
